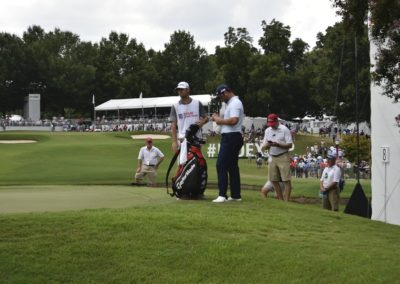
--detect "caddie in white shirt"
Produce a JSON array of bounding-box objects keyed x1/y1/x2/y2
[
  {"x1": 170, "y1": 82, "x2": 208, "y2": 153},
  {"x1": 169, "y1": 81, "x2": 209, "y2": 154}
]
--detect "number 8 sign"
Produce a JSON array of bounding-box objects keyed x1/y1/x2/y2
[{"x1": 381, "y1": 146, "x2": 390, "y2": 163}]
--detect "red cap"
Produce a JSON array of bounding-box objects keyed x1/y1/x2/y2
[{"x1": 267, "y1": 114, "x2": 279, "y2": 127}]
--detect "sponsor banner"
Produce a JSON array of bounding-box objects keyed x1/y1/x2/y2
[{"x1": 206, "y1": 143, "x2": 265, "y2": 158}]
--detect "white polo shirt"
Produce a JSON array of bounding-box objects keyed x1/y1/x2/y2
[
  {"x1": 137, "y1": 146, "x2": 164, "y2": 166},
  {"x1": 221, "y1": 96, "x2": 244, "y2": 134},
  {"x1": 320, "y1": 165, "x2": 341, "y2": 188},
  {"x1": 263, "y1": 124, "x2": 292, "y2": 156}
]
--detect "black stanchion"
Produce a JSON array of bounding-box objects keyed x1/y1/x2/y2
[
  {"x1": 344, "y1": 183, "x2": 371, "y2": 218},
  {"x1": 343, "y1": 33, "x2": 371, "y2": 219}
]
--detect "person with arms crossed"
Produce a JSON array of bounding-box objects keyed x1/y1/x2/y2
[
  {"x1": 134, "y1": 137, "x2": 164, "y2": 187},
  {"x1": 211, "y1": 84, "x2": 244, "y2": 203},
  {"x1": 262, "y1": 114, "x2": 293, "y2": 201}
]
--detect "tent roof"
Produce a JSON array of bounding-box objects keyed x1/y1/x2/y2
[{"x1": 95, "y1": 94, "x2": 212, "y2": 111}]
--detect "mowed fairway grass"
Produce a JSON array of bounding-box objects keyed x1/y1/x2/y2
[{"x1": 0, "y1": 131, "x2": 398, "y2": 283}]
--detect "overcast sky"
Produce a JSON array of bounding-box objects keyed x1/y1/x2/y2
[{"x1": 0, "y1": 0, "x2": 340, "y2": 53}]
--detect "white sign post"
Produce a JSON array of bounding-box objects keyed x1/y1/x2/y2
[
  {"x1": 381, "y1": 147, "x2": 390, "y2": 164},
  {"x1": 381, "y1": 146, "x2": 390, "y2": 222}
]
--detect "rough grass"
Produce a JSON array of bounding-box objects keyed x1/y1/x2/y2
[
  {"x1": 0, "y1": 188, "x2": 399, "y2": 283},
  {"x1": 0, "y1": 131, "x2": 385, "y2": 283}
]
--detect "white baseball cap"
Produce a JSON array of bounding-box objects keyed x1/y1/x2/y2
[{"x1": 175, "y1": 81, "x2": 190, "y2": 89}]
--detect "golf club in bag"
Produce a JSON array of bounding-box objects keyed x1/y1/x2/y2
[{"x1": 166, "y1": 124, "x2": 207, "y2": 199}]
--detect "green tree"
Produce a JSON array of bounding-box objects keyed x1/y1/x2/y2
[
  {"x1": 0, "y1": 18, "x2": 375, "y2": 121},
  {"x1": 250, "y1": 20, "x2": 311, "y2": 118},
  {"x1": 332, "y1": 0, "x2": 399, "y2": 101},
  {"x1": 258, "y1": 19, "x2": 291, "y2": 64},
  {"x1": 94, "y1": 31, "x2": 155, "y2": 109},
  {"x1": 95, "y1": 32, "x2": 131, "y2": 103},
  {"x1": 247, "y1": 53, "x2": 288, "y2": 116},
  {"x1": 21, "y1": 26, "x2": 49, "y2": 100},
  {"x1": 213, "y1": 27, "x2": 258, "y2": 115},
  {"x1": 369, "y1": 0, "x2": 400, "y2": 102},
  {"x1": 288, "y1": 38, "x2": 309, "y2": 72},
  {"x1": 331, "y1": 0, "x2": 368, "y2": 35},
  {"x1": 156, "y1": 30, "x2": 210, "y2": 94},
  {"x1": 118, "y1": 38, "x2": 156, "y2": 99},
  {"x1": 0, "y1": 33, "x2": 25, "y2": 114},
  {"x1": 224, "y1": 27, "x2": 253, "y2": 47},
  {"x1": 70, "y1": 41, "x2": 99, "y2": 115},
  {"x1": 14, "y1": 26, "x2": 98, "y2": 117},
  {"x1": 306, "y1": 22, "x2": 370, "y2": 123},
  {"x1": 43, "y1": 29, "x2": 96, "y2": 116},
  {"x1": 340, "y1": 134, "x2": 371, "y2": 163}
]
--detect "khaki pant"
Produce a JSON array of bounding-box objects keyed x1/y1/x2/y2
[
  {"x1": 322, "y1": 188, "x2": 340, "y2": 211},
  {"x1": 268, "y1": 153, "x2": 291, "y2": 182},
  {"x1": 135, "y1": 165, "x2": 157, "y2": 186}
]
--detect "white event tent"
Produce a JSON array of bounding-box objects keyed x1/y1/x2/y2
[{"x1": 94, "y1": 94, "x2": 212, "y2": 112}]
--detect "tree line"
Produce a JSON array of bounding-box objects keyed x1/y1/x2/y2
[
  {"x1": 0, "y1": 18, "x2": 373, "y2": 122},
  {"x1": 333, "y1": 0, "x2": 400, "y2": 103}
]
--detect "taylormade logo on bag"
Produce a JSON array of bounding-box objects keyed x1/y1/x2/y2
[{"x1": 176, "y1": 163, "x2": 195, "y2": 189}]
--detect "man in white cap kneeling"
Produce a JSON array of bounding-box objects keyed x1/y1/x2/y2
[{"x1": 134, "y1": 137, "x2": 164, "y2": 186}]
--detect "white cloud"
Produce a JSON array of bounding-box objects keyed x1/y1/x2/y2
[
  {"x1": 0, "y1": 0, "x2": 339, "y2": 53},
  {"x1": 282, "y1": 0, "x2": 340, "y2": 47}
]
